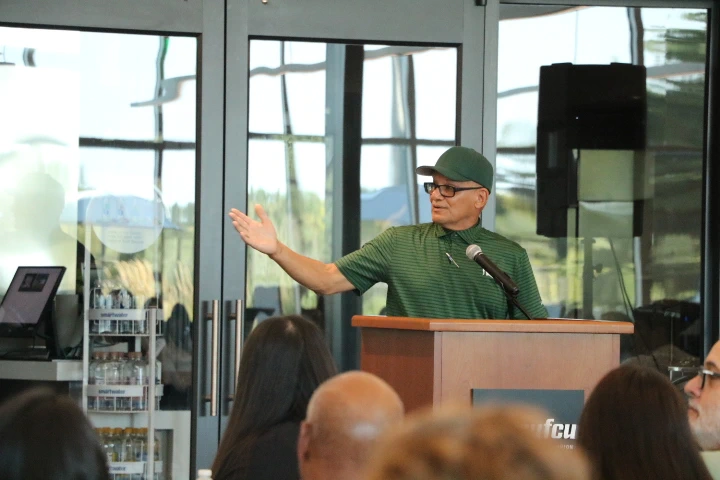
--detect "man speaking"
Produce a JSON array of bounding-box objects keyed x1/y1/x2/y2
[{"x1": 229, "y1": 146, "x2": 547, "y2": 319}]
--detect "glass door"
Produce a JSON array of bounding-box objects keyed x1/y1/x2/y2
[
  {"x1": 221, "y1": 0, "x2": 489, "y2": 444},
  {"x1": 0, "y1": 25, "x2": 199, "y2": 479},
  {"x1": 0, "y1": 0, "x2": 224, "y2": 473}
]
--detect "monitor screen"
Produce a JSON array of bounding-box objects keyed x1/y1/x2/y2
[{"x1": 0, "y1": 266, "x2": 65, "y2": 335}]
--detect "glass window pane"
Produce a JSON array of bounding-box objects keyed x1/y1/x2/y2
[
  {"x1": 0, "y1": 28, "x2": 197, "y2": 476},
  {"x1": 247, "y1": 40, "x2": 458, "y2": 321},
  {"x1": 496, "y1": 5, "x2": 707, "y2": 369}
]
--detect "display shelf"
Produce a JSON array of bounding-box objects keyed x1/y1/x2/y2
[{"x1": 83, "y1": 307, "x2": 163, "y2": 480}]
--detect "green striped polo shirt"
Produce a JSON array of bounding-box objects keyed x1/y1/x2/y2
[{"x1": 335, "y1": 222, "x2": 548, "y2": 319}]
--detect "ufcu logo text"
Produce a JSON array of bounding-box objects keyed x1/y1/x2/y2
[{"x1": 526, "y1": 418, "x2": 577, "y2": 440}]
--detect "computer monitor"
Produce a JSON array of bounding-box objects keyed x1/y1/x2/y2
[{"x1": 0, "y1": 266, "x2": 66, "y2": 339}]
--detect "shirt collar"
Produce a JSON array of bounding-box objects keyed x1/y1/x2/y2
[{"x1": 432, "y1": 221, "x2": 485, "y2": 244}]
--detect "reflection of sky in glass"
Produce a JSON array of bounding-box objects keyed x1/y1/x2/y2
[
  {"x1": 79, "y1": 148, "x2": 156, "y2": 197},
  {"x1": 247, "y1": 140, "x2": 286, "y2": 193},
  {"x1": 249, "y1": 40, "x2": 457, "y2": 195},
  {"x1": 0, "y1": 27, "x2": 198, "y2": 209},
  {"x1": 414, "y1": 49, "x2": 456, "y2": 140},
  {"x1": 286, "y1": 70, "x2": 326, "y2": 136},
  {"x1": 497, "y1": 7, "x2": 630, "y2": 148},
  {"x1": 362, "y1": 56, "x2": 393, "y2": 138},
  {"x1": 496, "y1": 6, "x2": 706, "y2": 150},
  {"x1": 78, "y1": 33, "x2": 158, "y2": 139}
]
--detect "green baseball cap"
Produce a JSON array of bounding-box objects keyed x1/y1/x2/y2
[{"x1": 416, "y1": 146, "x2": 494, "y2": 192}]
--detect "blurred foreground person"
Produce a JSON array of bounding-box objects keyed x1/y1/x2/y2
[
  {"x1": 297, "y1": 371, "x2": 404, "y2": 480},
  {"x1": 578, "y1": 364, "x2": 712, "y2": 480},
  {"x1": 212, "y1": 315, "x2": 337, "y2": 480},
  {"x1": 0, "y1": 387, "x2": 109, "y2": 480},
  {"x1": 366, "y1": 405, "x2": 589, "y2": 480},
  {"x1": 685, "y1": 340, "x2": 720, "y2": 478}
]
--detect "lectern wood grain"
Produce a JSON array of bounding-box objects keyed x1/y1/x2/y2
[
  {"x1": 361, "y1": 328, "x2": 436, "y2": 412},
  {"x1": 354, "y1": 316, "x2": 631, "y2": 413}
]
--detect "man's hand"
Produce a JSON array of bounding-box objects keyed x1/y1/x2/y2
[{"x1": 229, "y1": 204, "x2": 280, "y2": 256}]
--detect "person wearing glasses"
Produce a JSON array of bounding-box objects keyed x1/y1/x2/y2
[
  {"x1": 685, "y1": 342, "x2": 720, "y2": 479},
  {"x1": 577, "y1": 364, "x2": 712, "y2": 480},
  {"x1": 229, "y1": 146, "x2": 547, "y2": 319}
]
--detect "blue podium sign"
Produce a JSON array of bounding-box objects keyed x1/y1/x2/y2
[{"x1": 472, "y1": 389, "x2": 584, "y2": 449}]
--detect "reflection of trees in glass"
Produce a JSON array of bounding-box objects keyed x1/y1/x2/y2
[
  {"x1": 77, "y1": 221, "x2": 196, "y2": 324},
  {"x1": 495, "y1": 8, "x2": 708, "y2": 317},
  {"x1": 246, "y1": 189, "x2": 329, "y2": 314},
  {"x1": 641, "y1": 10, "x2": 706, "y2": 304}
]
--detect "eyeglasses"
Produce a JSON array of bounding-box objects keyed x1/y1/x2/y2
[
  {"x1": 423, "y1": 182, "x2": 485, "y2": 198},
  {"x1": 668, "y1": 365, "x2": 720, "y2": 389}
]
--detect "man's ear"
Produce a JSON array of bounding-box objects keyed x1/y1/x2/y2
[
  {"x1": 298, "y1": 421, "x2": 313, "y2": 462},
  {"x1": 474, "y1": 187, "x2": 489, "y2": 210}
]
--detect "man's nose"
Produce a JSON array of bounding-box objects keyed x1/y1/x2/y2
[
  {"x1": 685, "y1": 374, "x2": 702, "y2": 398},
  {"x1": 430, "y1": 187, "x2": 444, "y2": 201}
]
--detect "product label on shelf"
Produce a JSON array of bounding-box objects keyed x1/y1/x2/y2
[
  {"x1": 88, "y1": 384, "x2": 164, "y2": 397},
  {"x1": 88, "y1": 309, "x2": 163, "y2": 321},
  {"x1": 108, "y1": 461, "x2": 163, "y2": 474}
]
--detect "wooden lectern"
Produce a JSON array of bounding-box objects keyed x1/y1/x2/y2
[{"x1": 352, "y1": 316, "x2": 633, "y2": 413}]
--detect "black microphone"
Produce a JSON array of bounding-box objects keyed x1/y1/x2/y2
[{"x1": 465, "y1": 244, "x2": 520, "y2": 296}]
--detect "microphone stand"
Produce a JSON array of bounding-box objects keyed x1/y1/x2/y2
[{"x1": 496, "y1": 282, "x2": 533, "y2": 320}]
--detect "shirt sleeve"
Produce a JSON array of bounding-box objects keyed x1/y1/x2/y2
[
  {"x1": 334, "y1": 227, "x2": 396, "y2": 295},
  {"x1": 512, "y1": 249, "x2": 549, "y2": 319}
]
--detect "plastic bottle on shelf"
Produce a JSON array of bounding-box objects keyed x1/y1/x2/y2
[
  {"x1": 128, "y1": 352, "x2": 146, "y2": 410},
  {"x1": 110, "y1": 428, "x2": 128, "y2": 480},
  {"x1": 117, "y1": 288, "x2": 134, "y2": 334},
  {"x1": 103, "y1": 427, "x2": 117, "y2": 463},
  {"x1": 196, "y1": 469, "x2": 212, "y2": 480},
  {"x1": 136, "y1": 306, "x2": 148, "y2": 335},
  {"x1": 90, "y1": 280, "x2": 102, "y2": 334},
  {"x1": 88, "y1": 352, "x2": 100, "y2": 410},
  {"x1": 117, "y1": 353, "x2": 130, "y2": 411},
  {"x1": 131, "y1": 428, "x2": 145, "y2": 480},
  {"x1": 94, "y1": 352, "x2": 108, "y2": 411},
  {"x1": 153, "y1": 430, "x2": 162, "y2": 480},
  {"x1": 99, "y1": 297, "x2": 117, "y2": 334},
  {"x1": 105, "y1": 352, "x2": 121, "y2": 411},
  {"x1": 120, "y1": 428, "x2": 134, "y2": 463}
]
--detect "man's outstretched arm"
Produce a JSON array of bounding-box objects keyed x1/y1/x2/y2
[{"x1": 229, "y1": 205, "x2": 355, "y2": 296}]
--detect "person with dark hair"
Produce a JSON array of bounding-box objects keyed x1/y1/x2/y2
[
  {"x1": 578, "y1": 364, "x2": 712, "y2": 480},
  {"x1": 0, "y1": 387, "x2": 109, "y2": 480},
  {"x1": 211, "y1": 315, "x2": 337, "y2": 480}
]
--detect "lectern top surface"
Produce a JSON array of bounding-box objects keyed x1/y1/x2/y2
[{"x1": 351, "y1": 316, "x2": 634, "y2": 334}]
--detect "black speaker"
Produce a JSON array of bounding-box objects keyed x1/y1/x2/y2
[{"x1": 536, "y1": 63, "x2": 647, "y2": 238}]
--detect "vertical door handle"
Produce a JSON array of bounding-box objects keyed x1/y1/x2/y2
[
  {"x1": 228, "y1": 300, "x2": 244, "y2": 401},
  {"x1": 203, "y1": 299, "x2": 220, "y2": 416},
  {"x1": 234, "y1": 299, "x2": 244, "y2": 388}
]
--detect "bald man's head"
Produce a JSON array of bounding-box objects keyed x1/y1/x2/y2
[{"x1": 298, "y1": 371, "x2": 404, "y2": 480}]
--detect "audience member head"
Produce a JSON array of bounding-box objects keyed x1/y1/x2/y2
[
  {"x1": 686, "y1": 340, "x2": 720, "y2": 450},
  {"x1": 0, "y1": 387, "x2": 109, "y2": 480},
  {"x1": 366, "y1": 405, "x2": 589, "y2": 480},
  {"x1": 297, "y1": 371, "x2": 404, "y2": 480},
  {"x1": 578, "y1": 364, "x2": 712, "y2": 480},
  {"x1": 212, "y1": 315, "x2": 337, "y2": 480}
]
